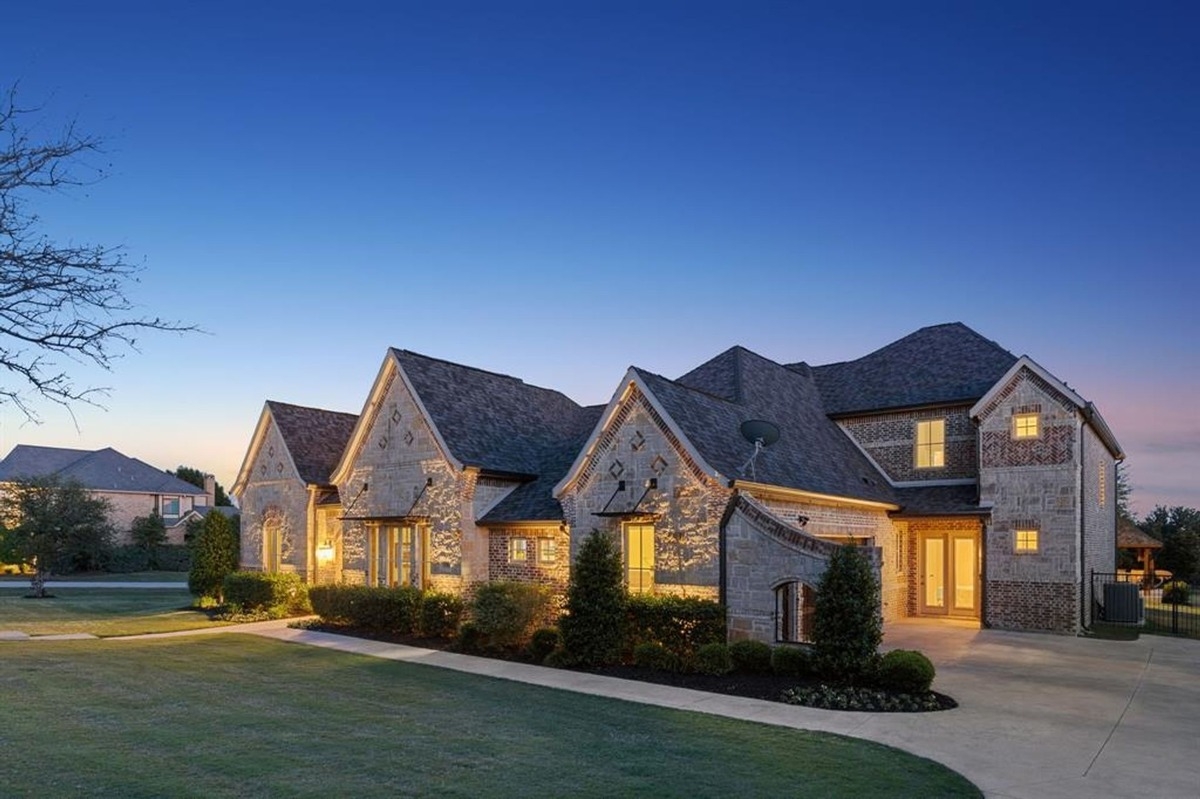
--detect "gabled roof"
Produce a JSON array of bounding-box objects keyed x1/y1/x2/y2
[
  {"x1": 1117, "y1": 519, "x2": 1161, "y2": 550},
  {"x1": 969, "y1": 355, "x2": 1125, "y2": 459},
  {"x1": 266, "y1": 401, "x2": 359, "y2": 485},
  {"x1": 632, "y1": 347, "x2": 898, "y2": 505},
  {"x1": 803, "y1": 322, "x2": 1018, "y2": 416},
  {"x1": 0, "y1": 445, "x2": 205, "y2": 495}
]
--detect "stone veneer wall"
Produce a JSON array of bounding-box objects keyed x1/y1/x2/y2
[
  {"x1": 1081, "y1": 424, "x2": 1117, "y2": 626},
  {"x1": 978, "y1": 368, "x2": 1081, "y2": 633},
  {"x1": 838, "y1": 406, "x2": 976, "y2": 482},
  {"x1": 754, "y1": 494, "x2": 903, "y2": 621},
  {"x1": 238, "y1": 417, "x2": 310, "y2": 575},
  {"x1": 560, "y1": 387, "x2": 731, "y2": 595},
  {"x1": 336, "y1": 366, "x2": 471, "y2": 591}
]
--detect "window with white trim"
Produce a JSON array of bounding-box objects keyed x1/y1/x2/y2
[
  {"x1": 537, "y1": 538, "x2": 557, "y2": 564},
  {"x1": 508, "y1": 537, "x2": 528, "y2": 563},
  {"x1": 161, "y1": 496, "x2": 180, "y2": 517}
]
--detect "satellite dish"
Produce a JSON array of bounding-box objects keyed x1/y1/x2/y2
[
  {"x1": 740, "y1": 420, "x2": 780, "y2": 447},
  {"x1": 738, "y1": 420, "x2": 780, "y2": 480}
]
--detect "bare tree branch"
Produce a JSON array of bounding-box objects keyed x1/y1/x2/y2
[{"x1": 0, "y1": 84, "x2": 196, "y2": 422}]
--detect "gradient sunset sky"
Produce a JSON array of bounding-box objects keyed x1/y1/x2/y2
[{"x1": 2, "y1": 1, "x2": 1196, "y2": 515}]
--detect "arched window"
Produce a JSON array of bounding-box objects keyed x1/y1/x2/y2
[
  {"x1": 263, "y1": 509, "x2": 283, "y2": 573},
  {"x1": 775, "y1": 581, "x2": 817, "y2": 643}
]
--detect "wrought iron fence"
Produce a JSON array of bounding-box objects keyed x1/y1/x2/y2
[{"x1": 1090, "y1": 571, "x2": 1200, "y2": 639}]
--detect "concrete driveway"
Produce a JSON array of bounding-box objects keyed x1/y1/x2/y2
[{"x1": 871, "y1": 620, "x2": 1200, "y2": 798}]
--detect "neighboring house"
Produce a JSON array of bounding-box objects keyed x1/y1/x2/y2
[
  {"x1": 235, "y1": 323, "x2": 1122, "y2": 638},
  {"x1": 0, "y1": 445, "x2": 216, "y2": 544}
]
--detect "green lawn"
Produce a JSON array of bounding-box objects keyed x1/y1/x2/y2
[
  {"x1": 0, "y1": 587, "x2": 227, "y2": 636},
  {"x1": 1144, "y1": 588, "x2": 1200, "y2": 640},
  {"x1": 0, "y1": 636, "x2": 979, "y2": 798},
  {"x1": 0, "y1": 570, "x2": 187, "y2": 583}
]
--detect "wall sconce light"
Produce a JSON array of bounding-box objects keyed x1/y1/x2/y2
[
  {"x1": 645, "y1": 478, "x2": 658, "y2": 489},
  {"x1": 316, "y1": 540, "x2": 335, "y2": 562}
]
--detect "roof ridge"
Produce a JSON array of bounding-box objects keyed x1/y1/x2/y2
[
  {"x1": 633, "y1": 365, "x2": 745, "y2": 408},
  {"x1": 392, "y1": 348, "x2": 580, "y2": 404},
  {"x1": 267, "y1": 399, "x2": 358, "y2": 418}
]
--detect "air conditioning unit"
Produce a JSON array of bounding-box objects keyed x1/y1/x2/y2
[{"x1": 1103, "y1": 582, "x2": 1144, "y2": 624}]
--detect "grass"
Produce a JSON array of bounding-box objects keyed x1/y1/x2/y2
[
  {"x1": 0, "y1": 570, "x2": 187, "y2": 583},
  {"x1": 0, "y1": 587, "x2": 228, "y2": 637},
  {"x1": 0, "y1": 636, "x2": 980, "y2": 798},
  {"x1": 1143, "y1": 588, "x2": 1200, "y2": 640}
]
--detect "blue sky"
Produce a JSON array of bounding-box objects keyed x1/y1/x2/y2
[{"x1": 3, "y1": 1, "x2": 1197, "y2": 514}]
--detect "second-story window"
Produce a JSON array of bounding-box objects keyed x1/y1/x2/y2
[
  {"x1": 161, "y1": 496, "x2": 180, "y2": 517},
  {"x1": 1012, "y1": 412, "x2": 1040, "y2": 439},
  {"x1": 915, "y1": 419, "x2": 945, "y2": 468}
]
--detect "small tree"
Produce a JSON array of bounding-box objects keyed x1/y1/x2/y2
[
  {"x1": 170, "y1": 465, "x2": 232, "y2": 506},
  {"x1": 130, "y1": 511, "x2": 167, "y2": 567},
  {"x1": 0, "y1": 476, "x2": 114, "y2": 596},
  {"x1": 812, "y1": 544, "x2": 882, "y2": 682},
  {"x1": 560, "y1": 529, "x2": 626, "y2": 666},
  {"x1": 188, "y1": 511, "x2": 238, "y2": 603}
]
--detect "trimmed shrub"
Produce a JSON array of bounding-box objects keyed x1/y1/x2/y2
[
  {"x1": 693, "y1": 642, "x2": 733, "y2": 675},
  {"x1": 154, "y1": 545, "x2": 191, "y2": 572},
  {"x1": 307, "y1": 585, "x2": 421, "y2": 632},
  {"x1": 729, "y1": 639, "x2": 773, "y2": 674},
  {"x1": 771, "y1": 645, "x2": 812, "y2": 678},
  {"x1": 812, "y1": 545, "x2": 882, "y2": 682},
  {"x1": 1162, "y1": 580, "x2": 1191, "y2": 605},
  {"x1": 420, "y1": 591, "x2": 465, "y2": 638},
  {"x1": 633, "y1": 641, "x2": 681, "y2": 672},
  {"x1": 875, "y1": 649, "x2": 936, "y2": 694},
  {"x1": 223, "y1": 571, "x2": 310, "y2": 618},
  {"x1": 456, "y1": 621, "x2": 483, "y2": 653},
  {"x1": 104, "y1": 544, "x2": 151, "y2": 573},
  {"x1": 471, "y1": 580, "x2": 550, "y2": 648},
  {"x1": 560, "y1": 530, "x2": 627, "y2": 666},
  {"x1": 527, "y1": 628, "x2": 562, "y2": 663},
  {"x1": 625, "y1": 595, "x2": 725, "y2": 659},
  {"x1": 542, "y1": 647, "x2": 574, "y2": 668}
]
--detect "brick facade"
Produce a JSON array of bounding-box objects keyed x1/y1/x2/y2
[
  {"x1": 986, "y1": 580, "x2": 1077, "y2": 633},
  {"x1": 838, "y1": 406, "x2": 976, "y2": 482}
]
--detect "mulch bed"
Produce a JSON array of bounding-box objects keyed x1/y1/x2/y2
[{"x1": 298, "y1": 622, "x2": 957, "y2": 712}]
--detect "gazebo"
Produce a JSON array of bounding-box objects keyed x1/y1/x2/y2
[{"x1": 1117, "y1": 518, "x2": 1166, "y2": 587}]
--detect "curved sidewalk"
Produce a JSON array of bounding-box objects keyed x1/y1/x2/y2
[{"x1": 208, "y1": 619, "x2": 1199, "y2": 799}]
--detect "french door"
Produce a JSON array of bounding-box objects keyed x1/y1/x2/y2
[{"x1": 920, "y1": 532, "x2": 979, "y2": 618}]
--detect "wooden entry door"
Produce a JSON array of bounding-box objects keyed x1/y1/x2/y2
[{"x1": 920, "y1": 532, "x2": 979, "y2": 618}]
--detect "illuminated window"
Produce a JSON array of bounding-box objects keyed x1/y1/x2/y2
[
  {"x1": 915, "y1": 419, "x2": 945, "y2": 468},
  {"x1": 161, "y1": 496, "x2": 180, "y2": 517},
  {"x1": 264, "y1": 516, "x2": 282, "y2": 573},
  {"x1": 624, "y1": 524, "x2": 655, "y2": 594},
  {"x1": 1015, "y1": 529, "x2": 1039, "y2": 553},
  {"x1": 1099, "y1": 468, "x2": 1107, "y2": 507},
  {"x1": 538, "y1": 538, "x2": 557, "y2": 564},
  {"x1": 1013, "y1": 413, "x2": 1039, "y2": 439},
  {"x1": 508, "y1": 537, "x2": 528, "y2": 562},
  {"x1": 368, "y1": 525, "x2": 425, "y2": 588}
]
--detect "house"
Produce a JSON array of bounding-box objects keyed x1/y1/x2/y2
[
  {"x1": 0, "y1": 445, "x2": 217, "y2": 544},
  {"x1": 235, "y1": 323, "x2": 1123, "y2": 637}
]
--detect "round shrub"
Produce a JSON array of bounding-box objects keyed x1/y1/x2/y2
[
  {"x1": 420, "y1": 591, "x2": 465, "y2": 638},
  {"x1": 1162, "y1": 581, "x2": 1191, "y2": 605},
  {"x1": 470, "y1": 581, "x2": 550, "y2": 648},
  {"x1": 456, "y1": 621, "x2": 483, "y2": 653},
  {"x1": 771, "y1": 645, "x2": 812, "y2": 678},
  {"x1": 729, "y1": 639, "x2": 773, "y2": 674},
  {"x1": 633, "y1": 641, "x2": 681, "y2": 672},
  {"x1": 692, "y1": 642, "x2": 733, "y2": 676},
  {"x1": 876, "y1": 649, "x2": 936, "y2": 694},
  {"x1": 527, "y1": 628, "x2": 561, "y2": 663}
]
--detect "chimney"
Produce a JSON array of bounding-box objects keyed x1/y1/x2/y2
[{"x1": 204, "y1": 474, "x2": 216, "y2": 507}]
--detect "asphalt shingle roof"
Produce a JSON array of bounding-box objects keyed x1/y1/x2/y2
[
  {"x1": 0, "y1": 445, "x2": 206, "y2": 495},
  {"x1": 393, "y1": 350, "x2": 603, "y2": 522},
  {"x1": 665, "y1": 347, "x2": 897, "y2": 504},
  {"x1": 803, "y1": 322, "x2": 1018, "y2": 416},
  {"x1": 266, "y1": 401, "x2": 359, "y2": 485},
  {"x1": 891, "y1": 484, "x2": 984, "y2": 516}
]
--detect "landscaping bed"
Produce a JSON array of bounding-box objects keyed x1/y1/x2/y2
[{"x1": 300, "y1": 621, "x2": 958, "y2": 712}]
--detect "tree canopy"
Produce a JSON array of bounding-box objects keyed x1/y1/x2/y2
[
  {"x1": 0, "y1": 475, "x2": 114, "y2": 596},
  {"x1": 0, "y1": 85, "x2": 193, "y2": 421},
  {"x1": 170, "y1": 465, "x2": 232, "y2": 506}
]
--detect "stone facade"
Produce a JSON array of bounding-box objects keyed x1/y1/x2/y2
[
  {"x1": 238, "y1": 418, "x2": 310, "y2": 576},
  {"x1": 978, "y1": 368, "x2": 1083, "y2": 633},
  {"x1": 838, "y1": 406, "x2": 976, "y2": 482},
  {"x1": 1081, "y1": 424, "x2": 1117, "y2": 625},
  {"x1": 335, "y1": 367, "x2": 473, "y2": 593},
  {"x1": 560, "y1": 387, "x2": 730, "y2": 595}
]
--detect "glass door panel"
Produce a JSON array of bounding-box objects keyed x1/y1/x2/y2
[
  {"x1": 923, "y1": 536, "x2": 945, "y2": 612},
  {"x1": 953, "y1": 536, "x2": 977, "y2": 612}
]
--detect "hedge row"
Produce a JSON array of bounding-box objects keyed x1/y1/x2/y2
[
  {"x1": 308, "y1": 584, "x2": 465, "y2": 638},
  {"x1": 223, "y1": 571, "x2": 311, "y2": 618},
  {"x1": 625, "y1": 595, "x2": 726, "y2": 657}
]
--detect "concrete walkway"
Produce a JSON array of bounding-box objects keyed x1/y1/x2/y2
[{"x1": 198, "y1": 619, "x2": 1199, "y2": 799}]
